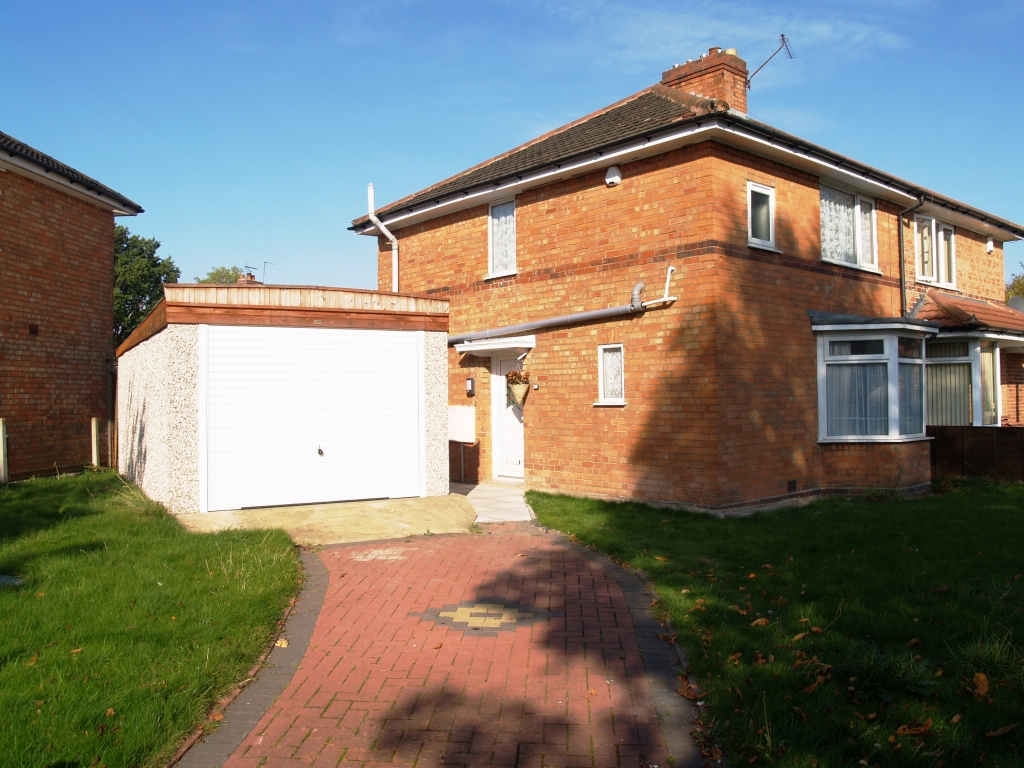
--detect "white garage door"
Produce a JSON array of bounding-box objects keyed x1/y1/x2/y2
[{"x1": 200, "y1": 325, "x2": 425, "y2": 512}]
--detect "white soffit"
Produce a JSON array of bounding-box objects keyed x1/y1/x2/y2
[
  {"x1": 359, "y1": 119, "x2": 1021, "y2": 243},
  {"x1": 453, "y1": 335, "x2": 537, "y2": 354}
]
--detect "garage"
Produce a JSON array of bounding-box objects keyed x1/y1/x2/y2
[{"x1": 116, "y1": 282, "x2": 450, "y2": 514}]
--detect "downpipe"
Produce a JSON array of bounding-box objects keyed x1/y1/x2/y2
[
  {"x1": 368, "y1": 184, "x2": 400, "y2": 292},
  {"x1": 448, "y1": 266, "x2": 677, "y2": 346},
  {"x1": 898, "y1": 196, "x2": 925, "y2": 317}
]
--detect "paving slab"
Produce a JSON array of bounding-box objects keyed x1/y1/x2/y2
[
  {"x1": 450, "y1": 481, "x2": 534, "y2": 523},
  {"x1": 212, "y1": 523, "x2": 700, "y2": 768}
]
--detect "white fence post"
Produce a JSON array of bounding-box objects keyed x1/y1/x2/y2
[
  {"x1": 91, "y1": 417, "x2": 100, "y2": 467},
  {"x1": 0, "y1": 418, "x2": 8, "y2": 483}
]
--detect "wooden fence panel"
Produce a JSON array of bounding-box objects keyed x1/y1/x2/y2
[{"x1": 927, "y1": 425, "x2": 1024, "y2": 481}]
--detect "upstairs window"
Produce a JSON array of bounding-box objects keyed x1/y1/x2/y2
[
  {"x1": 488, "y1": 200, "x2": 517, "y2": 277},
  {"x1": 747, "y1": 182, "x2": 775, "y2": 250},
  {"x1": 820, "y1": 184, "x2": 876, "y2": 270},
  {"x1": 916, "y1": 217, "x2": 956, "y2": 287}
]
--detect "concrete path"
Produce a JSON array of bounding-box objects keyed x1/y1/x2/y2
[
  {"x1": 450, "y1": 481, "x2": 534, "y2": 523},
  {"x1": 216, "y1": 524, "x2": 700, "y2": 768}
]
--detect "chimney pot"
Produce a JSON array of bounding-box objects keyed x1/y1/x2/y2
[{"x1": 709, "y1": 46, "x2": 722, "y2": 55}]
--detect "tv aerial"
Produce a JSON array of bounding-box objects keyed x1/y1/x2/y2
[{"x1": 746, "y1": 34, "x2": 794, "y2": 90}]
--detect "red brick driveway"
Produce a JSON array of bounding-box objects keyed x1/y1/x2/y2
[{"x1": 225, "y1": 525, "x2": 681, "y2": 768}]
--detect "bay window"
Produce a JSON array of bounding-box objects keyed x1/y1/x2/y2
[{"x1": 817, "y1": 333, "x2": 927, "y2": 441}]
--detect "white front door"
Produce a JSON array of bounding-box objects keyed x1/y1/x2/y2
[{"x1": 491, "y1": 356, "x2": 525, "y2": 479}]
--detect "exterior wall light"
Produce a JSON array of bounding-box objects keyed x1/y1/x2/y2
[
  {"x1": 605, "y1": 166, "x2": 622, "y2": 187},
  {"x1": 466, "y1": 377, "x2": 475, "y2": 397},
  {"x1": 987, "y1": 237, "x2": 995, "y2": 254}
]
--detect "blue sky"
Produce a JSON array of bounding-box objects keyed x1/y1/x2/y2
[{"x1": 3, "y1": 0, "x2": 1022, "y2": 287}]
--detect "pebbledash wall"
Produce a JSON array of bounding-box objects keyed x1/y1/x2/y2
[
  {"x1": 0, "y1": 167, "x2": 117, "y2": 477},
  {"x1": 117, "y1": 318, "x2": 449, "y2": 513},
  {"x1": 380, "y1": 142, "x2": 1006, "y2": 511}
]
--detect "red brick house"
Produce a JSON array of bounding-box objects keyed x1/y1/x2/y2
[
  {"x1": 351, "y1": 48, "x2": 1024, "y2": 512},
  {"x1": 0, "y1": 131, "x2": 142, "y2": 480}
]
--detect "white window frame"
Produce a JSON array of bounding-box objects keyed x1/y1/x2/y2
[
  {"x1": 819, "y1": 183, "x2": 879, "y2": 273},
  {"x1": 595, "y1": 343, "x2": 626, "y2": 406},
  {"x1": 915, "y1": 216, "x2": 957, "y2": 288},
  {"x1": 747, "y1": 181, "x2": 777, "y2": 251},
  {"x1": 816, "y1": 332, "x2": 929, "y2": 442},
  {"x1": 487, "y1": 199, "x2": 517, "y2": 279},
  {"x1": 923, "y1": 337, "x2": 1005, "y2": 427}
]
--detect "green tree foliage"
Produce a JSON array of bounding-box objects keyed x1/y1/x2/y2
[
  {"x1": 195, "y1": 265, "x2": 243, "y2": 284},
  {"x1": 113, "y1": 225, "x2": 180, "y2": 345},
  {"x1": 1007, "y1": 271, "x2": 1024, "y2": 302}
]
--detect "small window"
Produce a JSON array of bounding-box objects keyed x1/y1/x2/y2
[
  {"x1": 597, "y1": 344, "x2": 625, "y2": 405},
  {"x1": 488, "y1": 200, "x2": 516, "y2": 277},
  {"x1": 747, "y1": 182, "x2": 775, "y2": 249},
  {"x1": 829, "y1": 339, "x2": 885, "y2": 357},
  {"x1": 916, "y1": 217, "x2": 956, "y2": 286},
  {"x1": 820, "y1": 184, "x2": 876, "y2": 269}
]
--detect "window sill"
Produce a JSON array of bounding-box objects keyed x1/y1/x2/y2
[
  {"x1": 821, "y1": 258, "x2": 882, "y2": 276},
  {"x1": 748, "y1": 241, "x2": 782, "y2": 254},
  {"x1": 485, "y1": 270, "x2": 518, "y2": 281},
  {"x1": 593, "y1": 401, "x2": 626, "y2": 408},
  {"x1": 914, "y1": 279, "x2": 960, "y2": 293},
  {"x1": 818, "y1": 436, "x2": 933, "y2": 444}
]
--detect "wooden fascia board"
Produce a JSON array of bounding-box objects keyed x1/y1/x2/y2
[{"x1": 115, "y1": 298, "x2": 168, "y2": 357}]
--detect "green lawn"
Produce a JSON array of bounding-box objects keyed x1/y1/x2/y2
[
  {"x1": 0, "y1": 471, "x2": 302, "y2": 767},
  {"x1": 529, "y1": 480, "x2": 1024, "y2": 767}
]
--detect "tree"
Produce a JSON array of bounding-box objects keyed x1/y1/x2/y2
[
  {"x1": 195, "y1": 265, "x2": 243, "y2": 284},
  {"x1": 113, "y1": 225, "x2": 180, "y2": 345},
  {"x1": 1008, "y1": 272, "x2": 1024, "y2": 302}
]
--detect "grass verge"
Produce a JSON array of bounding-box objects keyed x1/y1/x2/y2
[
  {"x1": 0, "y1": 471, "x2": 302, "y2": 767},
  {"x1": 529, "y1": 479, "x2": 1024, "y2": 767}
]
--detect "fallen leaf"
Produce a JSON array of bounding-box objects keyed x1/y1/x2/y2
[
  {"x1": 210, "y1": 711, "x2": 224, "y2": 722},
  {"x1": 761, "y1": 564, "x2": 773, "y2": 570},
  {"x1": 973, "y1": 672, "x2": 990, "y2": 700},
  {"x1": 950, "y1": 714, "x2": 962, "y2": 724},
  {"x1": 749, "y1": 573, "x2": 757, "y2": 579},
  {"x1": 906, "y1": 637, "x2": 921, "y2": 648},
  {"x1": 515, "y1": 554, "x2": 525, "y2": 558},
  {"x1": 656, "y1": 633, "x2": 677, "y2": 643},
  {"x1": 931, "y1": 586, "x2": 949, "y2": 594},
  {"x1": 793, "y1": 632, "x2": 809, "y2": 642},
  {"x1": 750, "y1": 618, "x2": 770, "y2": 628},
  {"x1": 70, "y1": 648, "x2": 83, "y2": 654},
  {"x1": 986, "y1": 723, "x2": 1018, "y2": 738},
  {"x1": 677, "y1": 676, "x2": 700, "y2": 700},
  {"x1": 274, "y1": 638, "x2": 289, "y2": 648},
  {"x1": 801, "y1": 675, "x2": 827, "y2": 694},
  {"x1": 661, "y1": 519, "x2": 670, "y2": 523},
  {"x1": 171, "y1": 616, "x2": 176, "y2": 621},
  {"x1": 896, "y1": 718, "x2": 933, "y2": 735},
  {"x1": 811, "y1": 627, "x2": 824, "y2": 634},
  {"x1": 680, "y1": 588, "x2": 690, "y2": 595},
  {"x1": 36, "y1": 592, "x2": 44, "y2": 598},
  {"x1": 106, "y1": 708, "x2": 115, "y2": 717},
  {"x1": 653, "y1": 556, "x2": 667, "y2": 563},
  {"x1": 727, "y1": 652, "x2": 743, "y2": 665},
  {"x1": 798, "y1": 618, "x2": 810, "y2": 623},
  {"x1": 433, "y1": 643, "x2": 443, "y2": 650},
  {"x1": 792, "y1": 706, "x2": 808, "y2": 722},
  {"x1": 27, "y1": 651, "x2": 39, "y2": 667}
]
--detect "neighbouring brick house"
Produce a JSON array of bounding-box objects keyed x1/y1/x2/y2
[
  {"x1": 0, "y1": 132, "x2": 142, "y2": 479},
  {"x1": 351, "y1": 48, "x2": 1024, "y2": 511}
]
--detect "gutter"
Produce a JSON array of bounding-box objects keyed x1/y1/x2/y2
[
  {"x1": 897, "y1": 197, "x2": 926, "y2": 317},
  {"x1": 449, "y1": 267, "x2": 677, "y2": 346},
  {"x1": 368, "y1": 183, "x2": 400, "y2": 292}
]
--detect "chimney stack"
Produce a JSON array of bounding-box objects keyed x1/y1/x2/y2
[
  {"x1": 661, "y1": 47, "x2": 748, "y2": 114},
  {"x1": 236, "y1": 272, "x2": 262, "y2": 285}
]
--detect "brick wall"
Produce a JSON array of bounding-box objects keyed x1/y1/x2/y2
[
  {"x1": 0, "y1": 168, "x2": 116, "y2": 476},
  {"x1": 378, "y1": 139, "x2": 996, "y2": 508}
]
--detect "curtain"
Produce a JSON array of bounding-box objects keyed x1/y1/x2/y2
[
  {"x1": 826, "y1": 363, "x2": 888, "y2": 436},
  {"x1": 820, "y1": 185, "x2": 856, "y2": 263},
  {"x1": 859, "y1": 199, "x2": 875, "y2": 266},
  {"x1": 981, "y1": 343, "x2": 997, "y2": 425},
  {"x1": 926, "y1": 363, "x2": 971, "y2": 425},
  {"x1": 602, "y1": 346, "x2": 623, "y2": 400},
  {"x1": 490, "y1": 202, "x2": 516, "y2": 273},
  {"x1": 899, "y1": 363, "x2": 923, "y2": 434}
]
